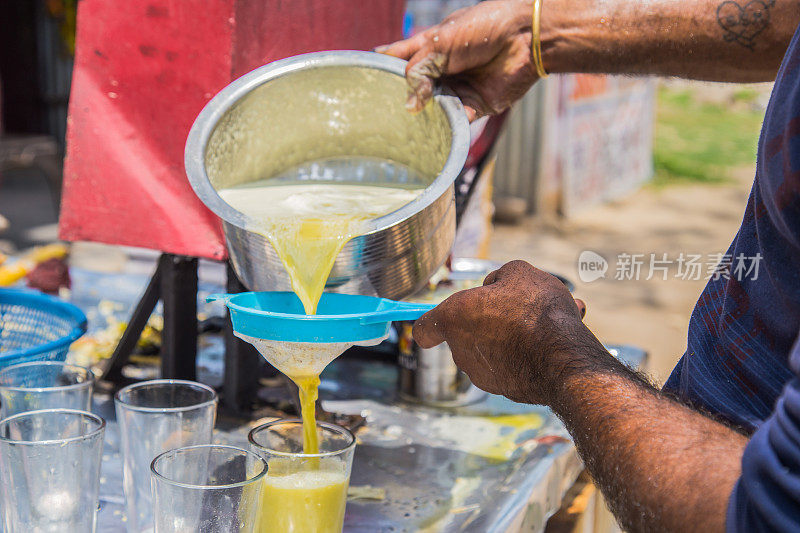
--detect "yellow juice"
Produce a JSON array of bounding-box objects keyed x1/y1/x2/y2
[
  {"x1": 220, "y1": 181, "x2": 419, "y2": 530},
  {"x1": 256, "y1": 467, "x2": 349, "y2": 533},
  {"x1": 218, "y1": 181, "x2": 421, "y2": 453},
  {"x1": 217, "y1": 182, "x2": 422, "y2": 315},
  {"x1": 293, "y1": 375, "x2": 321, "y2": 455}
]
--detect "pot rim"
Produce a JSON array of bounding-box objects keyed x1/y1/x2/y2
[{"x1": 184, "y1": 50, "x2": 470, "y2": 236}]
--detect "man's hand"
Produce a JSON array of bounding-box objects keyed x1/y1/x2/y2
[
  {"x1": 413, "y1": 260, "x2": 599, "y2": 404},
  {"x1": 377, "y1": 0, "x2": 537, "y2": 121},
  {"x1": 380, "y1": 0, "x2": 796, "y2": 114}
]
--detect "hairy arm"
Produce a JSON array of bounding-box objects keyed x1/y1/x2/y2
[
  {"x1": 542, "y1": 0, "x2": 797, "y2": 81},
  {"x1": 380, "y1": 0, "x2": 798, "y2": 119},
  {"x1": 413, "y1": 261, "x2": 748, "y2": 532},
  {"x1": 549, "y1": 333, "x2": 748, "y2": 531}
]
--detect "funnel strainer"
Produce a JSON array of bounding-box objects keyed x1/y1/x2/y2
[{"x1": 208, "y1": 292, "x2": 433, "y2": 344}]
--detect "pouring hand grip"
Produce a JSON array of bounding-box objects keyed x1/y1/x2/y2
[{"x1": 359, "y1": 301, "x2": 435, "y2": 325}]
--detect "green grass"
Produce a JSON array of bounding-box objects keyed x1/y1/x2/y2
[{"x1": 652, "y1": 87, "x2": 764, "y2": 187}]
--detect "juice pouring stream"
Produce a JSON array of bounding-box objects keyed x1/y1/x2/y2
[{"x1": 218, "y1": 181, "x2": 422, "y2": 454}]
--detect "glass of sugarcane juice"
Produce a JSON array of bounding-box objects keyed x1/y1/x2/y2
[{"x1": 248, "y1": 419, "x2": 356, "y2": 533}]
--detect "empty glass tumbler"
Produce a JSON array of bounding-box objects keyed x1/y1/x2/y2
[
  {"x1": 151, "y1": 444, "x2": 267, "y2": 532},
  {"x1": 115, "y1": 379, "x2": 217, "y2": 532},
  {"x1": 248, "y1": 419, "x2": 356, "y2": 533},
  {"x1": 0, "y1": 361, "x2": 95, "y2": 417},
  {"x1": 0, "y1": 409, "x2": 106, "y2": 532}
]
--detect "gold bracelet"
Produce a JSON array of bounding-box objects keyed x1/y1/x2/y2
[{"x1": 532, "y1": 0, "x2": 549, "y2": 78}]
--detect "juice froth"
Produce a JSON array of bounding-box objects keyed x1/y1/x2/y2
[{"x1": 256, "y1": 464, "x2": 349, "y2": 533}]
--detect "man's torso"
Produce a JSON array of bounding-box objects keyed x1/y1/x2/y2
[{"x1": 664, "y1": 25, "x2": 800, "y2": 431}]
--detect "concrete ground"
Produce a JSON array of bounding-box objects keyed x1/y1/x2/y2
[{"x1": 490, "y1": 167, "x2": 754, "y2": 383}]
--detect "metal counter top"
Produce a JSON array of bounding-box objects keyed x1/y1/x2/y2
[{"x1": 94, "y1": 362, "x2": 582, "y2": 533}]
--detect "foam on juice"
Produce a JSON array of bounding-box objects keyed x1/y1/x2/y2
[{"x1": 256, "y1": 467, "x2": 349, "y2": 533}]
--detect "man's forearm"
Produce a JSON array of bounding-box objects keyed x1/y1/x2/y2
[
  {"x1": 540, "y1": 0, "x2": 798, "y2": 81},
  {"x1": 543, "y1": 331, "x2": 748, "y2": 531}
]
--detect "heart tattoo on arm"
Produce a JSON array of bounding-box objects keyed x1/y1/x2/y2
[{"x1": 717, "y1": 0, "x2": 775, "y2": 50}]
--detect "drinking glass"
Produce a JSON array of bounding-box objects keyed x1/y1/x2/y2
[
  {"x1": 248, "y1": 418, "x2": 356, "y2": 533},
  {"x1": 0, "y1": 361, "x2": 95, "y2": 417},
  {"x1": 151, "y1": 444, "x2": 267, "y2": 532},
  {"x1": 0, "y1": 409, "x2": 106, "y2": 532},
  {"x1": 115, "y1": 379, "x2": 217, "y2": 533}
]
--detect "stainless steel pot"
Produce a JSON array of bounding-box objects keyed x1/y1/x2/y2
[{"x1": 185, "y1": 51, "x2": 470, "y2": 299}]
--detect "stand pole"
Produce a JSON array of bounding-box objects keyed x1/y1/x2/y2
[
  {"x1": 160, "y1": 255, "x2": 198, "y2": 380},
  {"x1": 103, "y1": 257, "x2": 163, "y2": 383},
  {"x1": 102, "y1": 254, "x2": 199, "y2": 383}
]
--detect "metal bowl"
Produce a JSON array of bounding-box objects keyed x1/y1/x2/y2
[{"x1": 185, "y1": 51, "x2": 470, "y2": 299}]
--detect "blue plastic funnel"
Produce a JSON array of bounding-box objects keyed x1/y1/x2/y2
[{"x1": 208, "y1": 292, "x2": 435, "y2": 343}]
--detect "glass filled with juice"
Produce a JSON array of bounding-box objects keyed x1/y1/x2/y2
[{"x1": 248, "y1": 418, "x2": 356, "y2": 533}]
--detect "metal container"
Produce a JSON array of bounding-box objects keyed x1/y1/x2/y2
[
  {"x1": 185, "y1": 51, "x2": 470, "y2": 300},
  {"x1": 396, "y1": 258, "x2": 498, "y2": 407},
  {"x1": 398, "y1": 323, "x2": 488, "y2": 407}
]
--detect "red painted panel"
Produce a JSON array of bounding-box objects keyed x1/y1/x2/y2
[
  {"x1": 59, "y1": 0, "x2": 405, "y2": 260},
  {"x1": 231, "y1": 1, "x2": 405, "y2": 78}
]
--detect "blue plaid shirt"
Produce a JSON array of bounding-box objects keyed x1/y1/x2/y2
[{"x1": 663, "y1": 22, "x2": 800, "y2": 532}]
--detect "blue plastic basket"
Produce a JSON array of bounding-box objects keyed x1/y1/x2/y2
[{"x1": 0, "y1": 289, "x2": 87, "y2": 368}]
